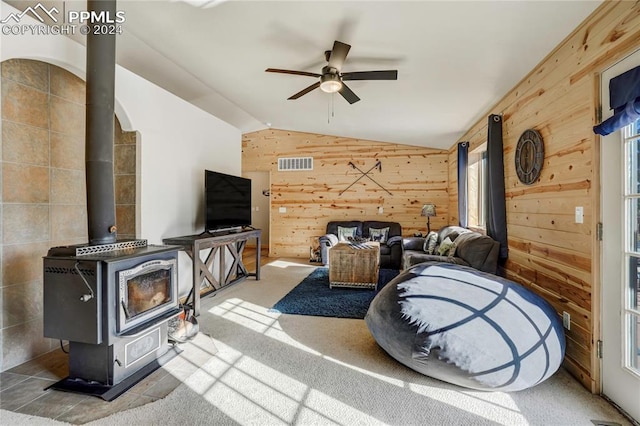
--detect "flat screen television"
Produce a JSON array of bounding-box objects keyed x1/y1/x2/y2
[{"x1": 205, "y1": 170, "x2": 252, "y2": 232}]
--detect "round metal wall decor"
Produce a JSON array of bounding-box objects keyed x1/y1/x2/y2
[{"x1": 515, "y1": 129, "x2": 544, "y2": 185}]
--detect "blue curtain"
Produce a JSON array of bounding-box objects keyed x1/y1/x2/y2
[
  {"x1": 457, "y1": 142, "x2": 469, "y2": 228},
  {"x1": 594, "y1": 65, "x2": 640, "y2": 136},
  {"x1": 486, "y1": 114, "x2": 508, "y2": 262}
]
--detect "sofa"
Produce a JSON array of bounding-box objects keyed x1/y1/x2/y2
[
  {"x1": 402, "y1": 225, "x2": 500, "y2": 274},
  {"x1": 319, "y1": 221, "x2": 403, "y2": 269}
]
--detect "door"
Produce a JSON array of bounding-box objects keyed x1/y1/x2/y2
[
  {"x1": 243, "y1": 171, "x2": 270, "y2": 247},
  {"x1": 601, "y1": 48, "x2": 640, "y2": 422}
]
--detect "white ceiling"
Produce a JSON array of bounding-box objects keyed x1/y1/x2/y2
[{"x1": 5, "y1": 0, "x2": 603, "y2": 149}]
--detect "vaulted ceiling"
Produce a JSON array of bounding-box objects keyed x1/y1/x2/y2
[{"x1": 4, "y1": 0, "x2": 602, "y2": 149}]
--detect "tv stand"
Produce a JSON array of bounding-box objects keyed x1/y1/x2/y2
[{"x1": 163, "y1": 229, "x2": 261, "y2": 316}]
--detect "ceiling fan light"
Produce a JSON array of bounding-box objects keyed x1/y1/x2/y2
[
  {"x1": 320, "y1": 74, "x2": 342, "y2": 93},
  {"x1": 320, "y1": 81, "x2": 342, "y2": 93}
]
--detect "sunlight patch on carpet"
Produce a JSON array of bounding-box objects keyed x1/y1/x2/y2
[
  {"x1": 208, "y1": 298, "x2": 321, "y2": 356},
  {"x1": 408, "y1": 382, "x2": 525, "y2": 424},
  {"x1": 182, "y1": 338, "x2": 380, "y2": 425},
  {"x1": 267, "y1": 259, "x2": 318, "y2": 269},
  {"x1": 323, "y1": 355, "x2": 405, "y2": 387},
  {"x1": 208, "y1": 298, "x2": 278, "y2": 332},
  {"x1": 207, "y1": 297, "x2": 411, "y2": 387},
  {"x1": 300, "y1": 389, "x2": 381, "y2": 425}
]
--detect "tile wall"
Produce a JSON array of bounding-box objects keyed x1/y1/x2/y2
[
  {"x1": 0, "y1": 58, "x2": 137, "y2": 371},
  {"x1": 114, "y1": 115, "x2": 136, "y2": 240}
]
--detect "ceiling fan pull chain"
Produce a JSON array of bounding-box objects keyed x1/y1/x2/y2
[{"x1": 332, "y1": 93, "x2": 335, "y2": 118}]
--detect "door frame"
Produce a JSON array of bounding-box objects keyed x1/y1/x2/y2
[
  {"x1": 598, "y1": 47, "x2": 640, "y2": 422},
  {"x1": 243, "y1": 170, "x2": 271, "y2": 256}
]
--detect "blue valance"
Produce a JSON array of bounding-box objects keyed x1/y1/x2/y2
[
  {"x1": 610, "y1": 65, "x2": 640, "y2": 109},
  {"x1": 594, "y1": 65, "x2": 640, "y2": 136}
]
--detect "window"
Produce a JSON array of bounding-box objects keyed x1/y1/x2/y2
[{"x1": 468, "y1": 144, "x2": 488, "y2": 230}]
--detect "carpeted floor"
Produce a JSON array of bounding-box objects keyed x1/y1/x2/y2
[
  {"x1": 0, "y1": 259, "x2": 633, "y2": 425},
  {"x1": 271, "y1": 267, "x2": 400, "y2": 318}
]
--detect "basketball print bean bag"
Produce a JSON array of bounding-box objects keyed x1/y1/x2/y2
[{"x1": 365, "y1": 262, "x2": 565, "y2": 391}]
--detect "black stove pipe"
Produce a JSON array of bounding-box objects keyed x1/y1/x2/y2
[{"x1": 85, "y1": 0, "x2": 118, "y2": 245}]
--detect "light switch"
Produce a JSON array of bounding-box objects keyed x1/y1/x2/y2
[
  {"x1": 255, "y1": 206, "x2": 259, "y2": 212},
  {"x1": 575, "y1": 206, "x2": 583, "y2": 224},
  {"x1": 279, "y1": 207, "x2": 287, "y2": 213},
  {"x1": 378, "y1": 206, "x2": 384, "y2": 214}
]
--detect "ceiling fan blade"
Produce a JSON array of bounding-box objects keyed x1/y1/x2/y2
[
  {"x1": 341, "y1": 70, "x2": 398, "y2": 81},
  {"x1": 328, "y1": 40, "x2": 351, "y2": 71},
  {"x1": 338, "y1": 82, "x2": 360, "y2": 104},
  {"x1": 288, "y1": 82, "x2": 321, "y2": 100},
  {"x1": 265, "y1": 68, "x2": 322, "y2": 78}
]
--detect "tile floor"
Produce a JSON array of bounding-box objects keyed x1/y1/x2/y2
[{"x1": 0, "y1": 333, "x2": 218, "y2": 424}]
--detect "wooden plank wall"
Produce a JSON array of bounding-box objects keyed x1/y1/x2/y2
[
  {"x1": 242, "y1": 129, "x2": 448, "y2": 258},
  {"x1": 447, "y1": 1, "x2": 640, "y2": 392}
]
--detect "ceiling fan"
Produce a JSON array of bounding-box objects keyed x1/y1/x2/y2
[{"x1": 265, "y1": 40, "x2": 398, "y2": 104}]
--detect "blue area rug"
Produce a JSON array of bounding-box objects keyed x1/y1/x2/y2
[{"x1": 271, "y1": 267, "x2": 400, "y2": 319}]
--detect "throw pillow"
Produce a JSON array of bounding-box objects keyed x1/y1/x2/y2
[
  {"x1": 337, "y1": 226, "x2": 357, "y2": 242},
  {"x1": 437, "y1": 237, "x2": 455, "y2": 256},
  {"x1": 447, "y1": 231, "x2": 460, "y2": 242},
  {"x1": 369, "y1": 227, "x2": 390, "y2": 244},
  {"x1": 423, "y1": 231, "x2": 439, "y2": 254}
]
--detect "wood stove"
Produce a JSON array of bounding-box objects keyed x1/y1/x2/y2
[{"x1": 43, "y1": 240, "x2": 181, "y2": 400}]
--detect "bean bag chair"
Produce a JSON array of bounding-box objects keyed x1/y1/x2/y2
[{"x1": 365, "y1": 262, "x2": 565, "y2": 391}]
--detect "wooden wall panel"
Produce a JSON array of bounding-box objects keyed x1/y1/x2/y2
[
  {"x1": 242, "y1": 129, "x2": 448, "y2": 258},
  {"x1": 447, "y1": 1, "x2": 640, "y2": 392}
]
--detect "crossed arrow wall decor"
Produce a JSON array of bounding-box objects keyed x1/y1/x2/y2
[{"x1": 339, "y1": 160, "x2": 392, "y2": 196}]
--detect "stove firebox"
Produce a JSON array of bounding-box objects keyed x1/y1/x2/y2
[{"x1": 43, "y1": 240, "x2": 181, "y2": 399}]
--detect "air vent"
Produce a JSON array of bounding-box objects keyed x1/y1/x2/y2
[
  {"x1": 44, "y1": 267, "x2": 95, "y2": 276},
  {"x1": 278, "y1": 157, "x2": 313, "y2": 171}
]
